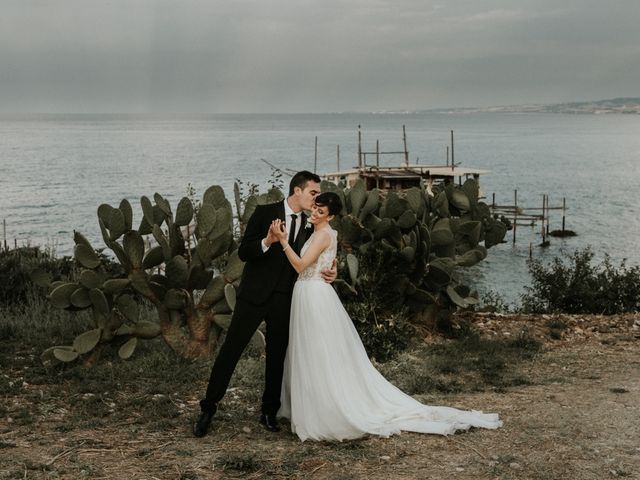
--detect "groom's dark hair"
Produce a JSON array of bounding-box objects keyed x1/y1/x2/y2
[{"x1": 289, "y1": 170, "x2": 321, "y2": 196}]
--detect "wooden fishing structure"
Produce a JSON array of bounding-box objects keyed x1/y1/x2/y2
[
  {"x1": 315, "y1": 125, "x2": 574, "y2": 253},
  {"x1": 490, "y1": 191, "x2": 575, "y2": 256},
  {"x1": 322, "y1": 125, "x2": 489, "y2": 192}
]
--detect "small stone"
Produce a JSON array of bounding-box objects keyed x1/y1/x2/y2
[
  {"x1": 379, "y1": 456, "x2": 391, "y2": 461},
  {"x1": 490, "y1": 455, "x2": 499, "y2": 461},
  {"x1": 242, "y1": 427, "x2": 251, "y2": 433},
  {"x1": 509, "y1": 462, "x2": 521, "y2": 470},
  {"x1": 609, "y1": 387, "x2": 629, "y2": 394},
  {"x1": 455, "y1": 467, "x2": 465, "y2": 472}
]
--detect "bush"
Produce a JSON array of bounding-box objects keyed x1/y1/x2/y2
[
  {"x1": 0, "y1": 247, "x2": 75, "y2": 306},
  {"x1": 338, "y1": 244, "x2": 415, "y2": 362},
  {"x1": 479, "y1": 289, "x2": 513, "y2": 313},
  {"x1": 0, "y1": 246, "x2": 125, "y2": 307},
  {"x1": 346, "y1": 303, "x2": 414, "y2": 363},
  {"x1": 521, "y1": 247, "x2": 640, "y2": 314}
]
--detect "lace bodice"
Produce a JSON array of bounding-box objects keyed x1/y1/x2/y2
[{"x1": 297, "y1": 228, "x2": 338, "y2": 281}]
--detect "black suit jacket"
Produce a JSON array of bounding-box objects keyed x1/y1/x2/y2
[{"x1": 236, "y1": 200, "x2": 310, "y2": 305}]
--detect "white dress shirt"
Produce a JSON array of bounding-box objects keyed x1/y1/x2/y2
[{"x1": 261, "y1": 199, "x2": 301, "y2": 252}]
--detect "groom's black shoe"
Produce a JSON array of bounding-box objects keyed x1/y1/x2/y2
[
  {"x1": 193, "y1": 406, "x2": 216, "y2": 438},
  {"x1": 259, "y1": 413, "x2": 280, "y2": 432}
]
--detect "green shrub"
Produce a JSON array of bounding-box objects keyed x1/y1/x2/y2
[
  {"x1": 338, "y1": 244, "x2": 415, "y2": 362},
  {"x1": 521, "y1": 247, "x2": 640, "y2": 314},
  {"x1": 479, "y1": 289, "x2": 513, "y2": 313},
  {"x1": 0, "y1": 247, "x2": 75, "y2": 306}
]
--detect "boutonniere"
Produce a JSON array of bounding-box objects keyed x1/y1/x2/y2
[{"x1": 304, "y1": 223, "x2": 312, "y2": 230}]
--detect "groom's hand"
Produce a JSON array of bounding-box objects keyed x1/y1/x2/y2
[
  {"x1": 264, "y1": 223, "x2": 278, "y2": 248},
  {"x1": 320, "y1": 258, "x2": 337, "y2": 283}
]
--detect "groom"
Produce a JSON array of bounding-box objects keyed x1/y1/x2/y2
[{"x1": 194, "y1": 170, "x2": 336, "y2": 437}]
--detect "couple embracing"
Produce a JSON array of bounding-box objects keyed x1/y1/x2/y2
[{"x1": 194, "y1": 171, "x2": 502, "y2": 441}]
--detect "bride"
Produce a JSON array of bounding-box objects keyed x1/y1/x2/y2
[{"x1": 269, "y1": 191, "x2": 502, "y2": 441}]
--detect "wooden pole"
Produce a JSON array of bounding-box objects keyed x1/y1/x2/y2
[
  {"x1": 376, "y1": 140, "x2": 380, "y2": 189},
  {"x1": 314, "y1": 136, "x2": 318, "y2": 173},
  {"x1": 450, "y1": 130, "x2": 455, "y2": 171},
  {"x1": 446, "y1": 146, "x2": 449, "y2": 166},
  {"x1": 529, "y1": 242, "x2": 533, "y2": 259},
  {"x1": 541, "y1": 194, "x2": 547, "y2": 245},
  {"x1": 492, "y1": 193, "x2": 496, "y2": 208},
  {"x1": 562, "y1": 197, "x2": 566, "y2": 233},
  {"x1": 2, "y1": 219, "x2": 6, "y2": 252},
  {"x1": 402, "y1": 125, "x2": 409, "y2": 166},
  {"x1": 513, "y1": 189, "x2": 518, "y2": 244},
  {"x1": 545, "y1": 194, "x2": 550, "y2": 236},
  {"x1": 357, "y1": 125, "x2": 362, "y2": 169},
  {"x1": 337, "y1": 144, "x2": 340, "y2": 172}
]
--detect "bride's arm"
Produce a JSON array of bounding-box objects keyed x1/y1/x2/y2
[{"x1": 270, "y1": 220, "x2": 331, "y2": 274}]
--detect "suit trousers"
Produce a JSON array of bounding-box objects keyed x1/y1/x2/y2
[{"x1": 201, "y1": 291, "x2": 292, "y2": 416}]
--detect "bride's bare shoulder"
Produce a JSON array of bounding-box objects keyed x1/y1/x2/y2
[{"x1": 313, "y1": 227, "x2": 334, "y2": 245}]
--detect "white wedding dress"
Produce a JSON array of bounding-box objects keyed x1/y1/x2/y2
[{"x1": 278, "y1": 228, "x2": 502, "y2": 441}]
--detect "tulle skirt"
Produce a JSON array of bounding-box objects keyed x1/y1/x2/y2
[{"x1": 278, "y1": 279, "x2": 502, "y2": 441}]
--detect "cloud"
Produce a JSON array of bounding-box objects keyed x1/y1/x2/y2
[{"x1": 0, "y1": 0, "x2": 638, "y2": 112}]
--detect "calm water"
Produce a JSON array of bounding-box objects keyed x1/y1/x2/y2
[{"x1": 2, "y1": 113, "x2": 639, "y2": 305}]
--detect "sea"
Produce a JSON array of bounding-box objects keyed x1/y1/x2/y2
[{"x1": 2, "y1": 112, "x2": 639, "y2": 306}]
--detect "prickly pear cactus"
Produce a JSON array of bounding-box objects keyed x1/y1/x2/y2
[
  {"x1": 325, "y1": 177, "x2": 508, "y2": 326},
  {"x1": 37, "y1": 186, "x2": 248, "y2": 366}
]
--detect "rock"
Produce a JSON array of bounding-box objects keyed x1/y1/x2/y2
[
  {"x1": 379, "y1": 456, "x2": 391, "y2": 461},
  {"x1": 509, "y1": 462, "x2": 521, "y2": 470},
  {"x1": 242, "y1": 427, "x2": 251, "y2": 433},
  {"x1": 609, "y1": 387, "x2": 629, "y2": 394}
]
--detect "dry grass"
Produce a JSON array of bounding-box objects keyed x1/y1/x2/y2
[{"x1": 1, "y1": 313, "x2": 639, "y2": 479}]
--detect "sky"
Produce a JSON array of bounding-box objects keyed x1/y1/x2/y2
[{"x1": 1, "y1": 0, "x2": 639, "y2": 113}]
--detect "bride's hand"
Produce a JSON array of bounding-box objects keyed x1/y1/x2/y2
[{"x1": 270, "y1": 219, "x2": 288, "y2": 243}]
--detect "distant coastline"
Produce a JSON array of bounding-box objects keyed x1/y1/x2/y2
[
  {"x1": 2, "y1": 98, "x2": 639, "y2": 117},
  {"x1": 423, "y1": 97, "x2": 640, "y2": 115}
]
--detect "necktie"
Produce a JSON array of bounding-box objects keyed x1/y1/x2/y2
[{"x1": 288, "y1": 213, "x2": 297, "y2": 248}]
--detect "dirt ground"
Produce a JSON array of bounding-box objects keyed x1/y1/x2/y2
[{"x1": 1, "y1": 313, "x2": 639, "y2": 480}]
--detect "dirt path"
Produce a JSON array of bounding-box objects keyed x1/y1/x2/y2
[{"x1": 1, "y1": 315, "x2": 639, "y2": 479}]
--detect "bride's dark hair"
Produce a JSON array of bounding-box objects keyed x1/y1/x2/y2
[{"x1": 314, "y1": 191, "x2": 342, "y2": 216}]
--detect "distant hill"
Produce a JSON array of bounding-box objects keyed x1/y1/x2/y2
[{"x1": 427, "y1": 97, "x2": 640, "y2": 115}]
